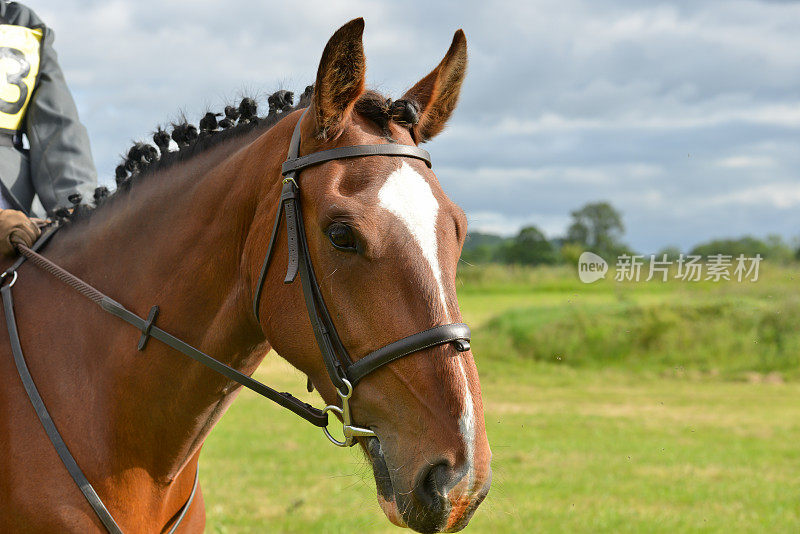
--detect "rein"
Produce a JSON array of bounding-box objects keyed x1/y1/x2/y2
[{"x1": 0, "y1": 107, "x2": 472, "y2": 532}]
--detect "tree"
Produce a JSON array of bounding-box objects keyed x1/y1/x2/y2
[
  {"x1": 560, "y1": 242, "x2": 584, "y2": 265},
  {"x1": 460, "y1": 232, "x2": 510, "y2": 264},
  {"x1": 500, "y1": 225, "x2": 557, "y2": 265},
  {"x1": 689, "y1": 235, "x2": 792, "y2": 261},
  {"x1": 764, "y1": 234, "x2": 794, "y2": 263},
  {"x1": 565, "y1": 201, "x2": 627, "y2": 258},
  {"x1": 656, "y1": 246, "x2": 682, "y2": 262}
]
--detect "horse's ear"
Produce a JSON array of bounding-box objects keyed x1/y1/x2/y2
[
  {"x1": 308, "y1": 18, "x2": 366, "y2": 139},
  {"x1": 402, "y1": 30, "x2": 468, "y2": 143}
]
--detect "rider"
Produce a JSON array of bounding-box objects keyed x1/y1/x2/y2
[{"x1": 0, "y1": 1, "x2": 96, "y2": 255}]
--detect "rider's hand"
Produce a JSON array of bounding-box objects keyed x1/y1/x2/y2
[
  {"x1": 0, "y1": 209, "x2": 40, "y2": 256},
  {"x1": 30, "y1": 217, "x2": 50, "y2": 229}
]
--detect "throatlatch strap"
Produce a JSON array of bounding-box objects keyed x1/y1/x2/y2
[{"x1": 252, "y1": 190, "x2": 286, "y2": 320}]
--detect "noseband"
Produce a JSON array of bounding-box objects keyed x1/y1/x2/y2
[{"x1": 253, "y1": 108, "x2": 471, "y2": 446}]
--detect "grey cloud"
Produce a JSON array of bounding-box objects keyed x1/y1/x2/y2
[{"x1": 29, "y1": 0, "x2": 800, "y2": 252}]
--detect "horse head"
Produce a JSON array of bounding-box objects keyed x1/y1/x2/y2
[{"x1": 255, "y1": 19, "x2": 491, "y2": 533}]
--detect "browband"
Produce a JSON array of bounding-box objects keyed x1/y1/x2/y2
[{"x1": 281, "y1": 144, "x2": 431, "y2": 175}]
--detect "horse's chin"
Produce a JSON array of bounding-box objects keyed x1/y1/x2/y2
[
  {"x1": 366, "y1": 437, "x2": 407, "y2": 527},
  {"x1": 378, "y1": 495, "x2": 408, "y2": 528}
]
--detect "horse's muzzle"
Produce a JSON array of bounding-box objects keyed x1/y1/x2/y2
[{"x1": 366, "y1": 437, "x2": 491, "y2": 533}]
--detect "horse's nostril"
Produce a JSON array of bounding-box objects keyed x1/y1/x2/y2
[{"x1": 413, "y1": 462, "x2": 451, "y2": 510}]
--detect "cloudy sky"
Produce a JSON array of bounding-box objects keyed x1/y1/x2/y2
[{"x1": 30, "y1": 0, "x2": 800, "y2": 253}]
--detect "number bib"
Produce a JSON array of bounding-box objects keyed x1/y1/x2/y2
[{"x1": 0, "y1": 24, "x2": 42, "y2": 133}]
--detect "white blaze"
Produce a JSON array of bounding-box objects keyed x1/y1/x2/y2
[
  {"x1": 457, "y1": 360, "x2": 476, "y2": 484},
  {"x1": 377, "y1": 161, "x2": 450, "y2": 321},
  {"x1": 377, "y1": 161, "x2": 476, "y2": 479}
]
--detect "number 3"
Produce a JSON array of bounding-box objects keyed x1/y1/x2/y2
[{"x1": 0, "y1": 46, "x2": 30, "y2": 115}]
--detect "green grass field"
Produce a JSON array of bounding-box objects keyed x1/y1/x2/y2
[{"x1": 202, "y1": 262, "x2": 800, "y2": 533}]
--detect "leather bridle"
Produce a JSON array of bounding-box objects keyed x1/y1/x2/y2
[
  {"x1": 0, "y1": 107, "x2": 471, "y2": 532},
  {"x1": 252, "y1": 108, "x2": 471, "y2": 446}
]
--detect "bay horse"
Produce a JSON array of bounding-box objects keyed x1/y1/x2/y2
[{"x1": 0, "y1": 18, "x2": 491, "y2": 533}]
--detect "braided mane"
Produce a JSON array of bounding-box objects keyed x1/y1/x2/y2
[{"x1": 59, "y1": 86, "x2": 420, "y2": 223}]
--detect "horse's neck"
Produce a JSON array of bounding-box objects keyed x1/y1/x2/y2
[{"x1": 39, "y1": 123, "x2": 290, "y2": 482}]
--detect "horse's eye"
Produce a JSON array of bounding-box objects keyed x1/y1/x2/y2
[{"x1": 327, "y1": 223, "x2": 357, "y2": 251}]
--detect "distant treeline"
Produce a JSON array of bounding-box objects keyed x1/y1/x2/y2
[{"x1": 463, "y1": 201, "x2": 800, "y2": 266}]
